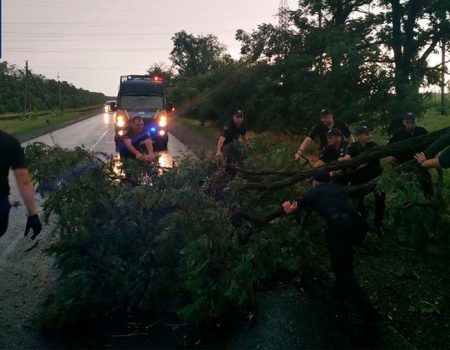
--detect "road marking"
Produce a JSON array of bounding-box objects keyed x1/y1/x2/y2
[{"x1": 90, "y1": 128, "x2": 111, "y2": 151}]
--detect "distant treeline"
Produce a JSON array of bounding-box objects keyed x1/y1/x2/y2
[{"x1": 0, "y1": 61, "x2": 107, "y2": 113}]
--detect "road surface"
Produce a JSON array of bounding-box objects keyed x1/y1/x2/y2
[{"x1": 0, "y1": 113, "x2": 189, "y2": 348}]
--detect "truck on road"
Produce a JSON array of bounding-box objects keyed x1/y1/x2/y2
[{"x1": 114, "y1": 75, "x2": 171, "y2": 150}]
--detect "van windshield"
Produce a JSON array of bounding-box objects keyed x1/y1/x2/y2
[{"x1": 120, "y1": 95, "x2": 164, "y2": 110}]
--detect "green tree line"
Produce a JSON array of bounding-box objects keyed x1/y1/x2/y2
[
  {"x1": 0, "y1": 61, "x2": 107, "y2": 114},
  {"x1": 156, "y1": 0, "x2": 449, "y2": 132}
]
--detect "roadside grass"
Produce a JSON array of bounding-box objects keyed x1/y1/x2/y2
[
  {"x1": 176, "y1": 117, "x2": 219, "y2": 139},
  {"x1": 0, "y1": 107, "x2": 102, "y2": 138}
]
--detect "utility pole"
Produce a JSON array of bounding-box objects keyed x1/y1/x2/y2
[
  {"x1": 441, "y1": 40, "x2": 446, "y2": 115},
  {"x1": 24, "y1": 60, "x2": 29, "y2": 117},
  {"x1": 58, "y1": 72, "x2": 62, "y2": 110}
]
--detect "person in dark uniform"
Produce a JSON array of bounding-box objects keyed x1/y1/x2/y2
[
  {"x1": 282, "y1": 169, "x2": 387, "y2": 338},
  {"x1": 414, "y1": 146, "x2": 450, "y2": 169},
  {"x1": 216, "y1": 110, "x2": 250, "y2": 176},
  {"x1": 295, "y1": 108, "x2": 353, "y2": 161},
  {"x1": 314, "y1": 128, "x2": 351, "y2": 185},
  {"x1": 388, "y1": 113, "x2": 433, "y2": 195},
  {"x1": 118, "y1": 116, "x2": 155, "y2": 162},
  {"x1": 0, "y1": 130, "x2": 42, "y2": 239},
  {"x1": 347, "y1": 126, "x2": 385, "y2": 232}
]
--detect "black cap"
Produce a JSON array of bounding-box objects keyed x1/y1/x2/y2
[
  {"x1": 402, "y1": 112, "x2": 416, "y2": 120},
  {"x1": 320, "y1": 108, "x2": 333, "y2": 117},
  {"x1": 312, "y1": 169, "x2": 331, "y2": 183},
  {"x1": 233, "y1": 109, "x2": 244, "y2": 118},
  {"x1": 356, "y1": 125, "x2": 371, "y2": 135},
  {"x1": 327, "y1": 128, "x2": 343, "y2": 138}
]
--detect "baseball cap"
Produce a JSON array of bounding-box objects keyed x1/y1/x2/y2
[
  {"x1": 402, "y1": 112, "x2": 416, "y2": 120},
  {"x1": 312, "y1": 169, "x2": 331, "y2": 183},
  {"x1": 356, "y1": 125, "x2": 371, "y2": 135},
  {"x1": 320, "y1": 108, "x2": 333, "y2": 117},
  {"x1": 327, "y1": 128, "x2": 343, "y2": 138},
  {"x1": 233, "y1": 109, "x2": 244, "y2": 118}
]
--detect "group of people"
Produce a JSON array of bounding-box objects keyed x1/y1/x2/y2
[
  {"x1": 1, "y1": 106, "x2": 448, "y2": 343},
  {"x1": 216, "y1": 107, "x2": 448, "y2": 340}
]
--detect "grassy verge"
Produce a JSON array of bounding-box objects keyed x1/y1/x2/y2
[
  {"x1": 0, "y1": 106, "x2": 102, "y2": 141},
  {"x1": 176, "y1": 117, "x2": 219, "y2": 139}
]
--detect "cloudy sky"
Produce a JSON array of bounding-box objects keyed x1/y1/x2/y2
[{"x1": 2, "y1": 0, "x2": 296, "y2": 96}]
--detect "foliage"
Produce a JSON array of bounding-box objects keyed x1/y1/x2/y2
[
  {"x1": 26, "y1": 140, "x2": 310, "y2": 331},
  {"x1": 25, "y1": 129, "x2": 450, "y2": 333},
  {"x1": 164, "y1": 1, "x2": 449, "y2": 133},
  {"x1": 0, "y1": 61, "x2": 107, "y2": 113},
  {"x1": 169, "y1": 31, "x2": 228, "y2": 77},
  {"x1": 377, "y1": 167, "x2": 450, "y2": 257}
]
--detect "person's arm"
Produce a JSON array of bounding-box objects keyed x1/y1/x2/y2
[
  {"x1": 142, "y1": 139, "x2": 155, "y2": 161},
  {"x1": 414, "y1": 152, "x2": 440, "y2": 169},
  {"x1": 341, "y1": 123, "x2": 354, "y2": 144},
  {"x1": 314, "y1": 159, "x2": 325, "y2": 167},
  {"x1": 295, "y1": 137, "x2": 313, "y2": 160},
  {"x1": 123, "y1": 138, "x2": 143, "y2": 159},
  {"x1": 216, "y1": 136, "x2": 226, "y2": 157},
  {"x1": 14, "y1": 168, "x2": 37, "y2": 216},
  {"x1": 241, "y1": 133, "x2": 250, "y2": 147}
]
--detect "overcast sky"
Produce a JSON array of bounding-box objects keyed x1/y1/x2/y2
[{"x1": 2, "y1": 0, "x2": 296, "y2": 96}]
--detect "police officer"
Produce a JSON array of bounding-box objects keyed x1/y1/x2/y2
[
  {"x1": 0, "y1": 130, "x2": 42, "y2": 239},
  {"x1": 216, "y1": 110, "x2": 249, "y2": 175},
  {"x1": 295, "y1": 108, "x2": 353, "y2": 161},
  {"x1": 414, "y1": 146, "x2": 450, "y2": 169},
  {"x1": 388, "y1": 113, "x2": 433, "y2": 195},
  {"x1": 347, "y1": 126, "x2": 385, "y2": 232},
  {"x1": 118, "y1": 116, "x2": 155, "y2": 162},
  {"x1": 314, "y1": 128, "x2": 351, "y2": 185},
  {"x1": 282, "y1": 169, "x2": 387, "y2": 338}
]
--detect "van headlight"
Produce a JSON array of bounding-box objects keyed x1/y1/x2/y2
[
  {"x1": 159, "y1": 115, "x2": 167, "y2": 127},
  {"x1": 116, "y1": 115, "x2": 126, "y2": 128}
]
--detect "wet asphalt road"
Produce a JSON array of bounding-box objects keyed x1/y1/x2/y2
[{"x1": 0, "y1": 113, "x2": 189, "y2": 348}]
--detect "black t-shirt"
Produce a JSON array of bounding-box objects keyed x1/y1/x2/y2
[
  {"x1": 0, "y1": 131, "x2": 26, "y2": 198},
  {"x1": 118, "y1": 127, "x2": 152, "y2": 159},
  {"x1": 307, "y1": 120, "x2": 351, "y2": 149},
  {"x1": 319, "y1": 140, "x2": 350, "y2": 163},
  {"x1": 221, "y1": 120, "x2": 247, "y2": 146},
  {"x1": 347, "y1": 141, "x2": 383, "y2": 184},
  {"x1": 439, "y1": 146, "x2": 450, "y2": 169},
  {"x1": 388, "y1": 126, "x2": 428, "y2": 164},
  {"x1": 298, "y1": 183, "x2": 358, "y2": 225}
]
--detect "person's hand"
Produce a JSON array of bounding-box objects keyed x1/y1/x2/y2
[
  {"x1": 216, "y1": 151, "x2": 222, "y2": 159},
  {"x1": 295, "y1": 150, "x2": 303, "y2": 161},
  {"x1": 24, "y1": 214, "x2": 42, "y2": 240},
  {"x1": 414, "y1": 152, "x2": 427, "y2": 165},
  {"x1": 385, "y1": 156, "x2": 397, "y2": 166},
  {"x1": 282, "y1": 201, "x2": 298, "y2": 214},
  {"x1": 136, "y1": 153, "x2": 144, "y2": 160},
  {"x1": 144, "y1": 154, "x2": 154, "y2": 162},
  {"x1": 329, "y1": 170, "x2": 342, "y2": 177}
]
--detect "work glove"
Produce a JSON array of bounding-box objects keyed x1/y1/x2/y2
[{"x1": 24, "y1": 214, "x2": 42, "y2": 240}]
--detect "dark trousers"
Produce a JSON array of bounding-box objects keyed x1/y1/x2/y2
[
  {"x1": 222, "y1": 143, "x2": 243, "y2": 177},
  {"x1": 357, "y1": 191, "x2": 386, "y2": 229},
  {"x1": 0, "y1": 198, "x2": 11, "y2": 238},
  {"x1": 417, "y1": 167, "x2": 434, "y2": 197},
  {"x1": 325, "y1": 215, "x2": 379, "y2": 323}
]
